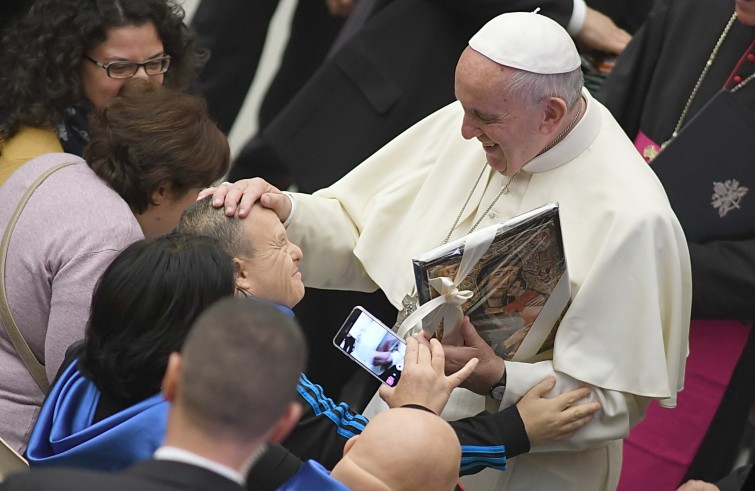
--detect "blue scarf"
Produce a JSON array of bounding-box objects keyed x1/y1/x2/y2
[
  {"x1": 54, "y1": 105, "x2": 90, "y2": 157},
  {"x1": 25, "y1": 359, "x2": 168, "y2": 471}
]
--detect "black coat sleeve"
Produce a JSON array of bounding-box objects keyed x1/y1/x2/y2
[
  {"x1": 689, "y1": 240, "x2": 755, "y2": 320},
  {"x1": 715, "y1": 463, "x2": 753, "y2": 491},
  {"x1": 597, "y1": 0, "x2": 672, "y2": 138},
  {"x1": 452, "y1": 406, "x2": 530, "y2": 476},
  {"x1": 245, "y1": 444, "x2": 303, "y2": 491}
]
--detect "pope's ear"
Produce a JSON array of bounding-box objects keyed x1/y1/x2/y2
[{"x1": 540, "y1": 97, "x2": 568, "y2": 134}]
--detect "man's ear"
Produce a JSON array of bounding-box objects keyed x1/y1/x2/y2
[
  {"x1": 540, "y1": 97, "x2": 568, "y2": 135},
  {"x1": 161, "y1": 352, "x2": 182, "y2": 403},
  {"x1": 267, "y1": 402, "x2": 303, "y2": 444},
  {"x1": 233, "y1": 257, "x2": 251, "y2": 291}
]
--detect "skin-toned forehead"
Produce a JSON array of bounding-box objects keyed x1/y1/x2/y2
[
  {"x1": 94, "y1": 22, "x2": 164, "y2": 58},
  {"x1": 241, "y1": 204, "x2": 288, "y2": 246},
  {"x1": 455, "y1": 47, "x2": 517, "y2": 108},
  {"x1": 456, "y1": 48, "x2": 511, "y2": 87}
]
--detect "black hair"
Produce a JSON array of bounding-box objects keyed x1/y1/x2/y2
[{"x1": 78, "y1": 233, "x2": 234, "y2": 405}]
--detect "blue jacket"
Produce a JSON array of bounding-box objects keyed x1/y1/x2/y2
[
  {"x1": 276, "y1": 460, "x2": 350, "y2": 491},
  {"x1": 25, "y1": 359, "x2": 167, "y2": 471}
]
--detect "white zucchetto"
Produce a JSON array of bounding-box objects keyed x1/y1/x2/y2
[{"x1": 468, "y1": 11, "x2": 581, "y2": 74}]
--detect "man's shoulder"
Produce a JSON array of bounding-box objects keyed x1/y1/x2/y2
[
  {"x1": 1, "y1": 467, "x2": 143, "y2": 491},
  {"x1": 127, "y1": 460, "x2": 244, "y2": 490},
  {"x1": 2, "y1": 460, "x2": 244, "y2": 491}
]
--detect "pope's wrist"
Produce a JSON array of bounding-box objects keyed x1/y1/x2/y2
[{"x1": 281, "y1": 192, "x2": 295, "y2": 227}]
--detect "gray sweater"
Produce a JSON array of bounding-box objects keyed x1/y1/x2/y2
[{"x1": 0, "y1": 153, "x2": 143, "y2": 453}]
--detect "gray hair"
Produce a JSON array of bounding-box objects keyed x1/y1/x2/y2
[
  {"x1": 505, "y1": 67, "x2": 583, "y2": 109},
  {"x1": 177, "y1": 196, "x2": 253, "y2": 258}
]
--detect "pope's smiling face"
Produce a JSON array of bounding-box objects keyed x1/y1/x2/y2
[{"x1": 455, "y1": 48, "x2": 547, "y2": 176}]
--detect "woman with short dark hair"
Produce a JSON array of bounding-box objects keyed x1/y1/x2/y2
[
  {"x1": 0, "y1": 80, "x2": 229, "y2": 453},
  {"x1": 26, "y1": 233, "x2": 235, "y2": 469}
]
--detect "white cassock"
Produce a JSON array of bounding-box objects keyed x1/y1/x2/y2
[{"x1": 285, "y1": 89, "x2": 691, "y2": 490}]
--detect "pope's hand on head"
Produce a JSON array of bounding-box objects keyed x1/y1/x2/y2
[
  {"x1": 197, "y1": 178, "x2": 292, "y2": 220},
  {"x1": 440, "y1": 316, "x2": 504, "y2": 395}
]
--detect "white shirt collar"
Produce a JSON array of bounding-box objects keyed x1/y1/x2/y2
[
  {"x1": 522, "y1": 88, "x2": 602, "y2": 174},
  {"x1": 154, "y1": 446, "x2": 246, "y2": 486}
]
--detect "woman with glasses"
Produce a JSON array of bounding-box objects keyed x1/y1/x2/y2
[
  {"x1": 0, "y1": 0, "x2": 203, "y2": 185},
  {"x1": 0, "y1": 80, "x2": 229, "y2": 455}
]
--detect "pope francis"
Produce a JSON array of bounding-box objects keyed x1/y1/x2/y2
[{"x1": 207, "y1": 11, "x2": 692, "y2": 491}]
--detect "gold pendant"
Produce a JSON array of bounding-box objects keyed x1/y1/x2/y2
[{"x1": 643, "y1": 145, "x2": 659, "y2": 162}]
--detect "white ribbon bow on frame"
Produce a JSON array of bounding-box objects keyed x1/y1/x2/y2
[{"x1": 397, "y1": 225, "x2": 498, "y2": 343}]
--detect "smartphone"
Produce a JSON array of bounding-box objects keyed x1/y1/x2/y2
[{"x1": 333, "y1": 306, "x2": 406, "y2": 387}]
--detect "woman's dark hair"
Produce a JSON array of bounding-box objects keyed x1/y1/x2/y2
[
  {"x1": 79, "y1": 233, "x2": 235, "y2": 404},
  {"x1": 85, "y1": 79, "x2": 229, "y2": 214},
  {"x1": 0, "y1": 0, "x2": 205, "y2": 142}
]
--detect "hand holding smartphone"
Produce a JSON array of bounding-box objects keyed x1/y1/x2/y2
[{"x1": 333, "y1": 306, "x2": 406, "y2": 387}]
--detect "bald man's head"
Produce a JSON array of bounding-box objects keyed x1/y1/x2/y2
[{"x1": 330, "y1": 408, "x2": 460, "y2": 491}]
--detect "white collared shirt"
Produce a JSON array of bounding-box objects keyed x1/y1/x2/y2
[{"x1": 154, "y1": 446, "x2": 245, "y2": 486}]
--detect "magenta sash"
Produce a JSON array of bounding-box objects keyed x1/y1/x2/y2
[{"x1": 617, "y1": 320, "x2": 751, "y2": 491}]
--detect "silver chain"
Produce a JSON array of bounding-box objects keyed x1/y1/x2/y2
[
  {"x1": 399, "y1": 93, "x2": 583, "y2": 323},
  {"x1": 440, "y1": 95, "x2": 584, "y2": 245},
  {"x1": 440, "y1": 163, "x2": 518, "y2": 245}
]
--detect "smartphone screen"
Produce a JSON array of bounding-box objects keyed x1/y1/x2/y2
[{"x1": 333, "y1": 306, "x2": 406, "y2": 387}]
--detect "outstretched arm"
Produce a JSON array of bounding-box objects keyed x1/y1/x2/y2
[
  {"x1": 448, "y1": 376, "x2": 600, "y2": 475},
  {"x1": 575, "y1": 7, "x2": 631, "y2": 55},
  {"x1": 442, "y1": 317, "x2": 641, "y2": 453}
]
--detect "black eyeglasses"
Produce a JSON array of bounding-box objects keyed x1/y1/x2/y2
[{"x1": 84, "y1": 55, "x2": 171, "y2": 79}]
